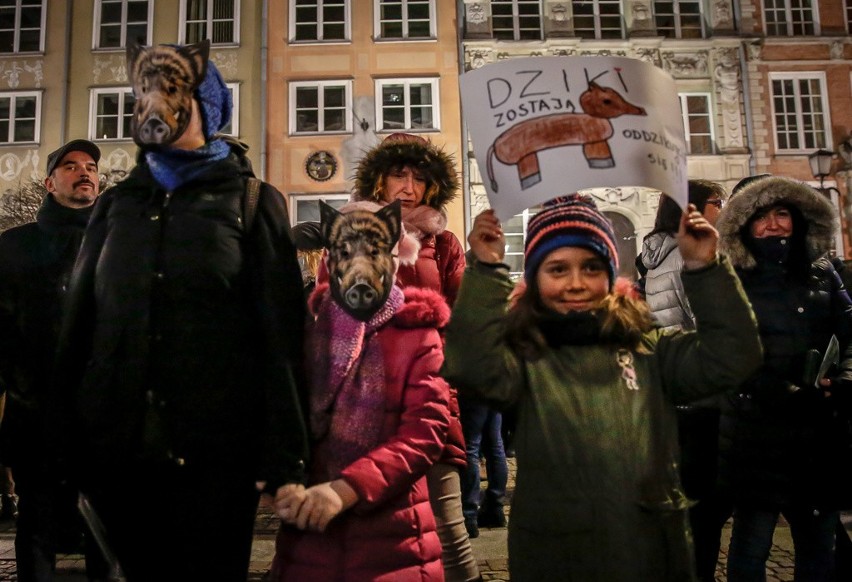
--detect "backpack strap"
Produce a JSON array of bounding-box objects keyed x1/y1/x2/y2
[{"x1": 243, "y1": 177, "x2": 261, "y2": 232}]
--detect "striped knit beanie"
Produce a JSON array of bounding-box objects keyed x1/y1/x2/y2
[{"x1": 524, "y1": 194, "x2": 619, "y2": 287}]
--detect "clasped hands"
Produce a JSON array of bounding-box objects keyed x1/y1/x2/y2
[{"x1": 261, "y1": 479, "x2": 359, "y2": 533}]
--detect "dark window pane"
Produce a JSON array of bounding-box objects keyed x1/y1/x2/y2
[
  {"x1": 128, "y1": 1, "x2": 149, "y2": 21},
  {"x1": 382, "y1": 108, "x2": 404, "y2": 129},
  {"x1": 101, "y1": 3, "x2": 123, "y2": 24},
  {"x1": 212, "y1": 21, "x2": 233, "y2": 43},
  {"x1": 15, "y1": 97, "x2": 34, "y2": 117},
  {"x1": 296, "y1": 88, "x2": 318, "y2": 108},
  {"x1": 295, "y1": 25, "x2": 316, "y2": 41},
  {"x1": 19, "y1": 30, "x2": 40, "y2": 52},
  {"x1": 126, "y1": 24, "x2": 147, "y2": 45},
  {"x1": 324, "y1": 110, "x2": 345, "y2": 131},
  {"x1": 98, "y1": 95, "x2": 119, "y2": 116},
  {"x1": 100, "y1": 27, "x2": 121, "y2": 47},
  {"x1": 324, "y1": 87, "x2": 344, "y2": 107},
  {"x1": 324, "y1": 23, "x2": 344, "y2": 38},
  {"x1": 0, "y1": 120, "x2": 9, "y2": 142},
  {"x1": 408, "y1": 21, "x2": 430, "y2": 37},
  {"x1": 296, "y1": 111, "x2": 318, "y2": 132},
  {"x1": 186, "y1": 22, "x2": 205, "y2": 43},
  {"x1": 124, "y1": 94, "x2": 136, "y2": 114},
  {"x1": 14, "y1": 119, "x2": 34, "y2": 141},
  {"x1": 382, "y1": 85, "x2": 404, "y2": 106},
  {"x1": 97, "y1": 118, "x2": 118, "y2": 139},
  {"x1": 20, "y1": 6, "x2": 40, "y2": 27},
  {"x1": 381, "y1": 22, "x2": 403, "y2": 37}
]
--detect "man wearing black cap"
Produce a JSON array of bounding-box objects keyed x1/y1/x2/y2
[{"x1": 0, "y1": 139, "x2": 104, "y2": 581}]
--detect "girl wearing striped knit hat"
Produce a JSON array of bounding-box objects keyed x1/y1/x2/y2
[{"x1": 441, "y1": 194, "x2": 762, "y2": 582}]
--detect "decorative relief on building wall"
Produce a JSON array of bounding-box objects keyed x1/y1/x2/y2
[
  {"x1": 661, "y1": 51, "x2": 708, "y2": 77},
  {"x1": 467, "y1": 49, "x2": 493, "y2": 69},
  {"x1": 831, "y1": 41, "x2": 844, "y2": 60},
  {"x1": 0, "y1": 150, "x2": 37, "y2": 182},
  {"x1": 633, "y1": 48, "x2": 659, "y2": 66},
  {"x1": 632, "y1": 2, "x2": 651, "y2": 21},
  {"x1": 0, "y1": 60, "x2": 43, "y2": 89},
  {"x1": 747, "y1": 41, "x2": 762, "y2": 61},
  {"x1": 712, "y1": 0, "x2": 734, "y2": 28},
  {"x1": 713, "y1": 47, "x2": 744, "y2": 149},
  {"x1": 586, "y1": 187, "x2": 640, "y2": 206},
  {"x1": 105, "y1": 149, "x2": 134, "y2": 174},
  {"x1": 211, "y1": 52, "x2": 238, "y2": 77},
  {"x1": 549, "y1": 48, "x2": 576, "y2": 57},
  {"x1": 550, "y1": 3, "x2": 569, "y2": 22},
  {"x1": 579, "y1": 49, "x2": 627, "y2": 57},
  {"x1": 466, "y1": 3, "x2": 487, "y2": 25},
  {"x1": 93, "y1": 55, "x2": 128, "y2": 84}
]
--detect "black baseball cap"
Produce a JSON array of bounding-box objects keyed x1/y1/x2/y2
[{"x1": 46, "y1": 139, "x2": 101, "y2": 177}]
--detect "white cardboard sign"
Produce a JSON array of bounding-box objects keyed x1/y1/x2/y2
[{"x1": 461, "y1": 56, "x2": 687, "y2": 220}]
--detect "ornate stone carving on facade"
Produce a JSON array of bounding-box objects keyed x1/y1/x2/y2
[
  {"x1": 211, "y1": 52, "x2": 238, "y2": 77},
  {"x1": 831, "y1": 41, "x2": 845, "y2": 60},
  {"x1": 105, "y1": 148, "x2": 134, "y2": 173},
  {"x1": 747, "y1": 41, "x2": 762, "y2": 61},
  {"x1": 632, "y1": 2, "x2": 651, "y2": 21},
  {"x1": 549, "y1": 48, "x2": 576, "y2": 57},
  {"x1": 0, "y1": 150, "x2": 35, "y2": 182},
  {"x1": 496, "y1": 52, "x2": 510, "y2": 60},
  {"x1": 466, "y1": 2, "x2": 487, "y2": 25},
  {"x1": 712, "y1": 0, "x2": 734, "y2": 29},
  {"x1": 586, "y1": 187, "x2": 639, "y2": 205},
  {"x1": 633, "y1": 48, "x2": 660, "y2": 66},
  {"x1": 93, "y1": 55, "x2": 128, "y2": 84},
  {"x1": 550, "y1": 3, "x2": 569, "y2": 22},
  {"x1": 0, "y1": 61, "x2": 42, "y2": 89},
  {"x1": 579, "y1": 49, "x2": 627, "y2": 57},
  {"x1": 661, "y1": 51, "x2": 708, "y2": 77},
  {"x1": 468, "y1": 49, "x2": 492, "y2": 70},
  {"x1": 713, "y1": 47, "x2": 744, "y2": 149}
]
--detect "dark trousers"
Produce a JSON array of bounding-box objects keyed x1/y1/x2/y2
[
  {"x1": 728, "y1": 505, "x2": 837, "y2": 582},
  {"x1": 14, "y1": 465, "x2": 106, "y2": 582},
  {"x1": 460, "y1": 399, "x2": 508, "y2": 519},
  {"x1": 85, "y1": 460, "x2": 260, "y2": 582}
]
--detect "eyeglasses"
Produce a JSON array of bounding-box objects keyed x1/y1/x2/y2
[{"x1": 705, "y1": 199, "x2": 724, "y2": 209}]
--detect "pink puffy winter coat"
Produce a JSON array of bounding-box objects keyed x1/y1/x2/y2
[{"x1": 271, "y1": 285, "x2": 451, "y2": 582}]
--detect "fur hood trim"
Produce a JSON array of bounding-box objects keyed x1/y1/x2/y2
[
  {"x1": 353, "y1": 136, "x2": 459, "y2": 211},
  {"x1": 309, "y1": 283, "x2": 449, "y2": 328},
  {"x1": 716, "y1": 176, "x2": 838, "y2": 269},
  {"x1": 336, "y1": 200, "x2": 421, "y2": 265}
]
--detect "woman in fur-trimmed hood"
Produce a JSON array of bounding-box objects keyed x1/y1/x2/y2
[
  {"x1": 352, "y1": 133, "x2": 483, "y2": 581},
  {"x1": 715, "y1": 175, "x2": 852, "y2": 581}
]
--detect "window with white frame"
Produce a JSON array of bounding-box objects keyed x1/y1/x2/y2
[
  {"x1": 376, "y1": 78, "x2": 439, "y2": 132},
  {"x1": 501, "y1": 208, "x2": 538, "y2": 278},
  {"x1": 89, "y1": 88, "x2": 136, "y2": 141},
  {"x1": 678, "y1": 93, "x2": 715, "y2": 154},
  {"x1": 375, "y1": 0, "x2": 434, "y2": 39},
  {"x1": 847, "y1": 0, "x2": 852, "y2": 33},
  {"x1": 291, "y1": 0, "x2": 349, "y2": 42},
  {"x1": 0, "y1": 91, "x2": 39, "y2": 143},
  {"x1": 763, "y1": 0, "x2": 816, "y2": 36},
  {"x1": 94, "y1": 0, "x2": 152, "y2": 49},
  {"x1": 0, "y1": 0, "x2": 44, "y2": 54},
  {"x1": 491, "y1": 0, "x2": 542, "y2": 41},
  {"x1": 654, "y1": 0, "x2": 704, "y2": 38},
  {"x1": 290, "y1": 80, "x2": 351, "y2": 134},
  {"x1": 220, "y1": 82, "x2": 239, "y2": 136},
  {"x1": 181, "y1": 0, "x2": 239, "y2": 45},
  {"x1": 770, "y1": 73, "x2": 830, "y2": 152},
  {"x1": 290, "y1": 193, "x2": 349, "y2": 224},
  {"x1": 572, "y1": 0, "x2": 624, "y2": 39}
]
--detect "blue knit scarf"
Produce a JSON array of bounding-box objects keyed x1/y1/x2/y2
[{"x1": 144, "y1": 59, "x2": 232, "y2": 191}]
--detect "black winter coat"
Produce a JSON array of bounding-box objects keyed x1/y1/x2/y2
[
  {"x1": 716, "y1": 176, "x2": 852, "y2": 509},
  {"x1": 0, "y1": 195, "x2": 92, "y2": 469},
  {"x1": 56, "y1": 153, "x2": 309, "y2": 489}
]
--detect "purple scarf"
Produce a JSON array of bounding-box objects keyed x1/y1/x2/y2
[{"x1": 309, "y1": 285, "x2": 404, "y2": 479}]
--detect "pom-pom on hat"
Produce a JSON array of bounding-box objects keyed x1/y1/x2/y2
[
  {"x1": 353, "y1": 132, "x2": 459, "y2": 211},
  {"x1": 524, "y1": 193, "x2": 619, "y2": 286}
]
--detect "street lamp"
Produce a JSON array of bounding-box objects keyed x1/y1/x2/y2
[{"x1": 808, "y1": 148, "x2": 835, "y2": 191}]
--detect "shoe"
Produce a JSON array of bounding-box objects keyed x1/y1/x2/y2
[
  {"x1": 464, "y1": 515, "x2": 479, "y2": 539},
  {"x1": 477, "y1": 505, "x2": 506, "y2": 528},
  {"x1": 0, "y1": 494, "x2": 17, "y2": 521}
]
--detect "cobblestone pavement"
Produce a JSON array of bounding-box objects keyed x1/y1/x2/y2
[{"x1": 0, "y1": 456, "x2": 831, "y2": 581}]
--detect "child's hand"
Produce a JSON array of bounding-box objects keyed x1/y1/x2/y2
[
  {"x1": 273, "y1": 483, "x2": 307, "y2": 523},
  {"x1": 677, "y1": 203, "x2": 719, "y2": 270},
  {"x1": 290, "y1": 479, "x2": 358, "y2": 532},
  {"x1": 468, "y1": 209, "x2": 506, "y2": 264}
]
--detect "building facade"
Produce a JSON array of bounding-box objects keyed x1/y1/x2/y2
[
  {"x1": 265, "y1": 0, "x2": 465, "y2": 236},
  {"x1": 0, "y1": 0, "x2": 264, "y2": 203},
  {"x1": 460, "y1": 0, "x2": 852, "y2": 274}
]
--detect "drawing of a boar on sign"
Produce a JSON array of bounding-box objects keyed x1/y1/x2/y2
[{"x1": 487, "y1": 78, "x2": 646, "y2": 192}]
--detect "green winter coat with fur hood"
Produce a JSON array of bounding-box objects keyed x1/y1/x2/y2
[{"x1": 441, "y1": 258, "x2": 761, "y2": 582}]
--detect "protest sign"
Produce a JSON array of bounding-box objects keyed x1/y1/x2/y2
[{"x1": 461, "y1": 56, "x2": 687, "y2": 220}]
